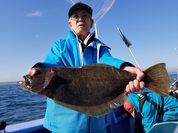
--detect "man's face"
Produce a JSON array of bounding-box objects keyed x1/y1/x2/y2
[{"x1": 68, "y1": 9, "x2": 93, "y2": 39}]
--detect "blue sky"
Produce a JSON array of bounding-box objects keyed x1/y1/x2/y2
[{"x1": 0, "y1": 0, "x2": 178, "y2": 82}]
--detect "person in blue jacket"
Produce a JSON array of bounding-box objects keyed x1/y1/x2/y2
[
  {"x1": 123, "y1": 92, "x2": 178, "y2": 133},
  {"x1": 28, "y1": 2, "x2": 145, "y2": 133}
]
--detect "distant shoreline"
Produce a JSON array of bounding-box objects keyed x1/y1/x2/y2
[{"x1": 0, "y1": 81, "x2": 17, "y2": 85}]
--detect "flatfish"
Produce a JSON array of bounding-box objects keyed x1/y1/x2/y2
[{"x1": 17, "y1": 63, "x2": 170, "y2": 116}]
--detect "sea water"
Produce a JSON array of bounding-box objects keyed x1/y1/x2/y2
[
  {"x1": 0, "y1": 82, "x2": 46, "y2": 125},
  {"x1": 0, "y1": 74, "x2": 177, "y2": 126}
]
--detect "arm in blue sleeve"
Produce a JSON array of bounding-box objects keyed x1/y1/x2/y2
[
  {"x1": 31, "y1": 40, "x2": 64, "y2": 68},
  {"x1": 43, "y1": 40, "x2": 64, "y2": 67},
  {"x1": 99, "y1": 46, "x2": 134, "y2": 68}
]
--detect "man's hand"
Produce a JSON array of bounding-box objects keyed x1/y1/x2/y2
[
  {"x1": 28, "y1": 68, "x2": 39, "y2": 76},
  {"x1": 122, "y1": 66, "x2": 145, "y2": 92},
  {"x1": 28, "y1": 62, "x2": 45, "y2": 76}
]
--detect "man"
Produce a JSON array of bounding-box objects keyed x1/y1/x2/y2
[
  {"x1": 28, "y1": 2, "x2": 145, "y2": 133},
  {"x1": 123, "y1": 92, "x2": 178, "y2": 133}
]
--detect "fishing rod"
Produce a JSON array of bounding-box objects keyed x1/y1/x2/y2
[
  {"x1": 116, "y1": 28, "x2": 151, "y2": 92},
  {"x1": 117, "y1": 27, "x2": 141, "y2": 68}
]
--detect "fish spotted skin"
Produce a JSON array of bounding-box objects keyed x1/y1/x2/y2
[{"x1": 17, "y1": 63, "x2": 170, "y2": 117}]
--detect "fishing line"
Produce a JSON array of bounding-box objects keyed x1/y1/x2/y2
[{"x1": 117, "y1": 27, "x2": 146, "y2": 119}]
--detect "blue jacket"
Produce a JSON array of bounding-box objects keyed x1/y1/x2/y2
[
  {"x1": 42, "y1": 30, "x2": 129, "y2": 132},
  {"x1": 127, "y1": 92, "x2": 178, "y2": 132}
]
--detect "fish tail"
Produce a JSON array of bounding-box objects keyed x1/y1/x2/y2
[{"x1": 143, "y1": 63, "x2": 170, "y2": 96}]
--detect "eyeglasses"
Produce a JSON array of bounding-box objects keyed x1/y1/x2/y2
[{"x1": 70, "y1": 12, "x2": 91, "y2": 21}]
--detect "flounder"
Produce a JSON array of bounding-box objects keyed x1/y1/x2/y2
[{"x1": 17, "y1": 63, "x2": 170, "y2": 117}]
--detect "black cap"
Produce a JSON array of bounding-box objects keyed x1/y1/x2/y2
[{"x1": 68, "y1": 2, "x2": 92, "y2": 18}]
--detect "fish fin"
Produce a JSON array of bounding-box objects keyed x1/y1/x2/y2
[
  {"x1": 117, "y1": 93, "x2": 127, "y2": 104},
  {"x1": 143, "y1": 63, "x2": 170, "y2": 96},
  {"x1": 43, "y1": 70, "x2": 57, "y2": 89},
  {"x1": 53, "y1": 93, "x2": 127, "y2": 117}
]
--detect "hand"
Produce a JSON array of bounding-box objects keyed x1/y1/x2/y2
[
  {"x1": 28, "y1": 62, "x2": 45, "y2": 76},
  {"x1": 122, "y1": 66, "x2": 145, "y2": 92},
  {"x1": 28, "y1": 68, "x2": 39, "y2": 76}
]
